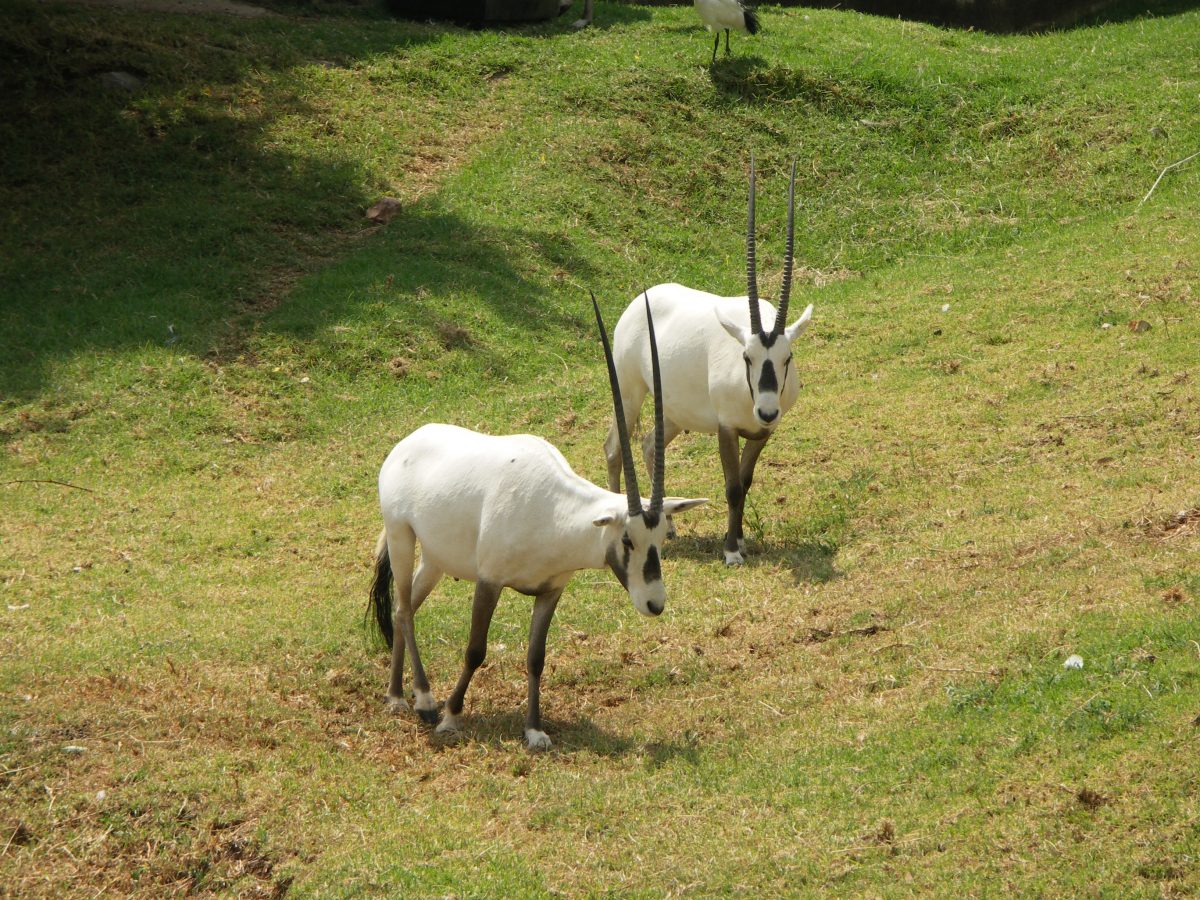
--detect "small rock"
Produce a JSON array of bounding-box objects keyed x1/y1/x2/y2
[
  {"x1": 1063, "y1": 654, "x2": 1084, "y2": 670},
  {"x1": 96, "y1": 790, "x2": 107, "y2": 802},
  {"x1": 62, "y1": 745, "x2": 87, "y2": 754},
  {"x1": 365, "y1": 197, "x2": 403, "y2": 224},
  {"x1": 7, "y1": 604, "x2": 30, "y2": 611},
  {"x1": 299, "y1": 376, "x2": 310, "y2": 384},
  {"x1": 940, "y1": 303, "x2": 951, "y2": 313},
  {"x1": 1101, "y1": 323, "x2": 1113, "y2": 330},
  {"x1": 1150, "y1": 125, "x2": 1168, "y2": 140}
]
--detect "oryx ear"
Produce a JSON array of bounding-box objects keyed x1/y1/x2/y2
[
  {"x1": 715, "y1": 306, "x2": 750, "y2": 345},
  {"x1": 661, "y1": 497, "x2": 708, "y2": 516},
  {"x1": 785, "y1": 304, "x2": 814, "y2": 342},
  {"x1": 592, "y1": 507, "x2": 626, "y2": 527}
]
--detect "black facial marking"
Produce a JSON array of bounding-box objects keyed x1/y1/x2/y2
[
  {"x1": 606, "y1": 543, "x2": 630, "y2": 590},
  {"x1": 642, "y1": 545, "x2": 662, "y2": 584},
  {"x1": 759, "y1": 330, "x2": 779, "y2": 349},
  {"x1": 758, "y1": 359, "x2": 778, "y2": 394},
  {"x1": 642, "y1": 509, "x2": 661, "y2": 530}
]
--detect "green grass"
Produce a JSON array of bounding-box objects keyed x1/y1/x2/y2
[{"x1": 3, "y1": 0, "x2": 1200, "y2": 895}]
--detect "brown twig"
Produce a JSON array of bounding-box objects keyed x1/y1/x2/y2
[
  {"x1": 2, "y1": 479, "x2": 95, "y2": 493},
  {"x1": 917, "y1": 662, "x2": 1003, "y2": 677}
]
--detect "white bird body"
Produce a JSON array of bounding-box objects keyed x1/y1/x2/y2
[
  {"x1": 695, "y1": 0, "x2": 755, "y2": 33},
  {"x1": 695, "y1": 0, "x2": 760, "y2": 64}
]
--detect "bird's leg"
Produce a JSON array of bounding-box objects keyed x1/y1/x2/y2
[
  {"x1": 711, "y1": 32, "x2": 719, "y2": 67},
  {"x1": 571, "y1": 0, "x2": 592, "y2": 29},
  {"x1": 725, "y1": 28, "x2": 731, "y2": 56}
]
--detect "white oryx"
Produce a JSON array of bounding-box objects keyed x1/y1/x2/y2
[
  {"x1": 605, "y1": 158, "x2": 813, "y2": 566},
  {"x1": 369, "y1": 295, "x2": 706, "y2": 750}
]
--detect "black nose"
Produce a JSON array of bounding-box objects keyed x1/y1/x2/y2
[
  {"x1": 647, "y1": 600, "x2": 663, "y2": 616},
  {"x1": 757, "y1": 408, "x2": 779, "y2": 423}
]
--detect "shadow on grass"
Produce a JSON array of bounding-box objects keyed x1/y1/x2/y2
[
  {"x1": 0, "y1": 2, "x2": 594, "y2": 401},
  {"x1": 382, "y1": 0, "x2": 653, "y2": 31},
  {"x1": 666, "y1": 532, "x2": 841, "y2": 583},
  {"x1": 424, "y1": 710, "x2": 701, "y2": 761},
  {"x1": 710, "y1": 55, "x2": 875, "y2": 112},
  {"x1": 800, "y1": 0, "x2": 1200, "y2": 31},
  {"x1": 236, "y1": 201, "x2": 598, "y2": 377}
]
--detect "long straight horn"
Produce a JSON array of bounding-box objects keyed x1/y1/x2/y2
[
  {"x1": 592, "y1": 292, "x2": 643, "y2": 518},
  {"x1": 774, "y1": 159, "x2": 797, "y2": 335},
  {"x1": 644, "y1": 290, "x2": 665, "y2": 515},
  {"x1": 746, "y1": 154, "x2": 764, "y2": 336}
]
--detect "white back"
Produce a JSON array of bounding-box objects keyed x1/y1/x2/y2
[{"x1": 380, "y1": 424, "x2": 705, "y2": 616}]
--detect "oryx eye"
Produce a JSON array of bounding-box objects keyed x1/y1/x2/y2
[
  {"x1": 743, "y1": 353, "x2": 750, "y2": 364},
  {"x1": 786, "y1": 354, "x2": 793, "y2": 365}
]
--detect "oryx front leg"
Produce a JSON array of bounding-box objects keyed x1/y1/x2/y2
[
  {"x1": 437, "y1": 581, "x2": 502, "y2": 738},
  {"x1": 524, "y1": 588, "x2": 563, "y2": 750},
  {"x1": 718, "y1": 427, "x2": 745, "y2": 565},
  {"x1": 386, "y1": 558, "x2": 441, "y2": 715},
  {"x1": 735, "y1": 436, "x2": 769, "y2": 558}
]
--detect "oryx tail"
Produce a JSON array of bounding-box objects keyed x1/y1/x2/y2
[{"x1": 369, "y1": 529, "x2": 395, "y2": 649}]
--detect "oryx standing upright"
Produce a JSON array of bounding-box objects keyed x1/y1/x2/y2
[
  {"x1": 605, "y1": 158, "x2": 814, "y2": 565},
  {"x1": 369, "y1": 295, "x2": 706, "y2": 750}
]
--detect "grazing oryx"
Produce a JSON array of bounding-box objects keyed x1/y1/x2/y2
[
  {"x1": 605, "y1": 159, "x2": 813, "y2": 566},
  {"x1": 369, "y1": 295, "x2": 706, "y2": 750}
]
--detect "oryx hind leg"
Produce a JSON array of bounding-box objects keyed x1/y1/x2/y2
[
  {"x1": 438, "y1": 581, "x2": 502, "y2": 738},
  {"x1": 642, "y1": 417, "x2": 682, "y2": 537},
  {"x1": 387, "y1": 558, "x2": 443, "y2": 714},
  {"x1": 385, "y1": 526, "x2": 439, "y2": 724},
  {"x1": 604, "y1": 380, "x2": 647, "y2": 493}
]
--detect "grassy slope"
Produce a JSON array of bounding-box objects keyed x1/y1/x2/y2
[{"x1": 2, "y1": 0, "x2": 1199, "y2": 895}]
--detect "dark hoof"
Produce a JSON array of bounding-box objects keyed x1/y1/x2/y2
[{"x1": 417, "y1": 707, "x2": 440, "y2": 726}]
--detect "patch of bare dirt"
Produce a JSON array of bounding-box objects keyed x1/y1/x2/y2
[{"x1": 1139, "y1": 507, "x2": 1200, "y2": 541}]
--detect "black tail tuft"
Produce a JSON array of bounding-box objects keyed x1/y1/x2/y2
[
  {"x1": 744, "y1": 7, "x2": 760, "y2": 35},
  {"x1": 368, "y1": 532, "x2": 394, "y2": 650}
]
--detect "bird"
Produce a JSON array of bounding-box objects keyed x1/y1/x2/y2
[{"x1": 694, "y1": 0, "x2": 760, "y2": 66}]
